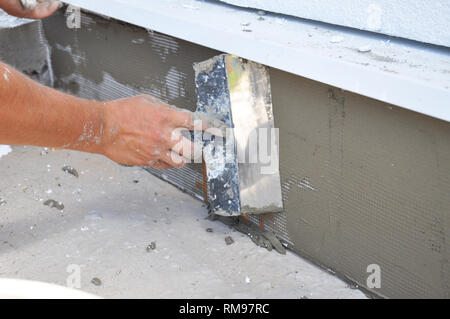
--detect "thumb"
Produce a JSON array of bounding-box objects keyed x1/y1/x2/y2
[{"x1": 29, "y1": 0, "x2": 60, "y2": 19}]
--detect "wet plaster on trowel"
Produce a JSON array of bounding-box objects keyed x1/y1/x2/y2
[{"x1": 0, "y1": 146, "x2": 365, "y2": 298}]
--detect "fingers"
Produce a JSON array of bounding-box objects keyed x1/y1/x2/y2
[
  {"x1": 30, "y1": 0, "x2": 60, "y2": 19},
  {"x1": 169, "y1": 109, "x2": 228, "y2": 137},
  {"x1": 169, "y1": 128, "x2": 203, "y2": 160},
  {"x1": 136, "y1": 94, "x2": 228, "y2": 136},
  {"x1": 139, "y1": 133, "x2": 195, "y2": 169},
  {"x1": 159, "y1": 150, "x2": 186, "y2": 168},
  {"x1": 191, "y1": 112, "x2": 229, "y2": 134},
  {"x1": 143, "y1": 152, "x2": 184, "y2": 170},
  {"x1": 171, "y1": 135, "x2": 195, "y2": 158},
  {"x1": 174, "y1": 137, "x2": 203, "y2": 163}
]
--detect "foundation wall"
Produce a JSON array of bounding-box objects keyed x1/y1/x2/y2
[{"x1": 28, "y1": 10, "x2": 450, "y2": 298}]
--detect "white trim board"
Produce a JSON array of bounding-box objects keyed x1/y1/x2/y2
[{"x1": 63, "y1": 0, "x2": 450, "y2": 122}]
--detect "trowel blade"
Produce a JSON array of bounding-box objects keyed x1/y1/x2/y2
[{"x1": 194, "y1": 54, "x2": 283, "y2": 216}]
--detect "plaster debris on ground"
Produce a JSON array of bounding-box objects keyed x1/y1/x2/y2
[{"x1": 0, "y1": 146, "x2": 366, "y2": 298}]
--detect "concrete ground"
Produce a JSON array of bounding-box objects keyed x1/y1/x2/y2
[{"x1": 0, "y1": 145, "x2": 366, "y2": 299}]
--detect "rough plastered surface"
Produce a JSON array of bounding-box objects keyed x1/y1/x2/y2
[
  {"x1": 0, "y1": 146, "x2": 366, "y2": 299},
  {"x1": 38, "y1": 11, "x2": 450, "y2": 298},
  {"x1": 218, "y1": 0, "x2": 450, "y2": 47}
]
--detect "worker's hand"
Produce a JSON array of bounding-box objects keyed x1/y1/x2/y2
[
  {"x1": 101, "y1": 95, "x2": 227, "y2": 169},
  {"x1": 0, "y1": 0, "x2": 59, "y2": 19}
]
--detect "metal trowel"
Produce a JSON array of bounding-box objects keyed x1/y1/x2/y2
[{"x1": 194, "y1": 54, "x2": 283, "y2": 216}]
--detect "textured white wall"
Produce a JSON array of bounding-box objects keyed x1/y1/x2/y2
[{"x1": 219, "y1": 0, "x2": 450, "y2": 47}]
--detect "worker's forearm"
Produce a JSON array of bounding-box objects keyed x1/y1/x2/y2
[
  {"x1": 0, "y1": 62, "x2": 225, "y2": 169},
  {"x1": 0, "y1": 62, "x2": 105, "y2": 154}
]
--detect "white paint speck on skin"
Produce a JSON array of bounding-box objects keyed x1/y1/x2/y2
[{"x1": 2, "y1": 67, "x2": 11, "y2": 82}]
